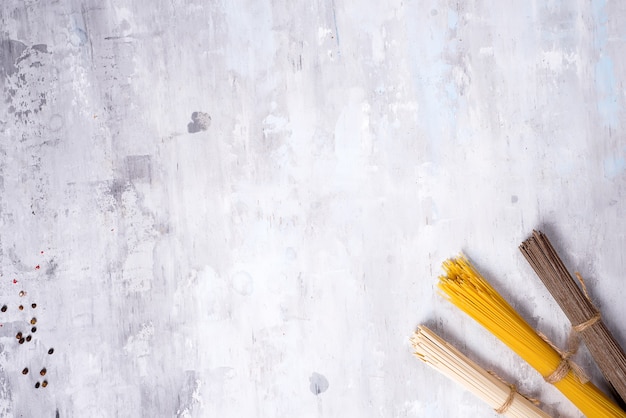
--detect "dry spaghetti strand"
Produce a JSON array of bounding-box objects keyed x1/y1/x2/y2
[
  {"x1": 411, "y1": 325, "x2": 551, "y2": 417},
  {"x1": 438, "y1": 256, "x2": 626, "y2": 418}
]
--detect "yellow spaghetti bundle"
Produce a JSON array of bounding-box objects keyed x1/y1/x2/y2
[
  {"x1": 438, "y1": 256, "x2": 626, "y2": 418},
  {"x1": 412, "y1": 325, "x2": 551, "y2": 417}
]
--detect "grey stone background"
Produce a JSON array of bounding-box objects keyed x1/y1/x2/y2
[{"x1": 1, "y1": 1, "x2": 625, "y2": 417}]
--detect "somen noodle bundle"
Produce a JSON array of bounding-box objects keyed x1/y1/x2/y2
[{"x1": 411, "y1": 325, "x2": 551, "y2": 417}]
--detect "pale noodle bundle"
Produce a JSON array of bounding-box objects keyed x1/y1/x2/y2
[
  {"x1": 439, "y1": 256, "x2": 626, "y2": 417},
  {"x1": 412, "y1": 325, "x2": 551, "y2": 417}
]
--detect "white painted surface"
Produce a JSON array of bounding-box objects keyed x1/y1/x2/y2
[{"x1": 0, "y1": 1, "x2": 625, "y2": 417}]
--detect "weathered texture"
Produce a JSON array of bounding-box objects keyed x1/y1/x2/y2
[{"x1": 0, "y1": 1, "x2": 625, "y2": 417}]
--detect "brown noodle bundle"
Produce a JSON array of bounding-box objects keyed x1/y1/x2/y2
[{"x1": 520, "y1": 230, "x2": 626, "y2": 404}]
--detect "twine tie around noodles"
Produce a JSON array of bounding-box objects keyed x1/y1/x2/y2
[
  {"x1": 571, "y1": 272, "x2": 602, "y2": 333},
  {"x1": 487, "y1": 370, "x2": 540, "y2": 414},
  {"x1": 538, "y1": 273, "x2": 597, "y2": 385},
  {"x1": 538, "y1": 332, "x2": 589, "y2": 384},
  {"x1": 495, "y1": 384, "x2": 516, "y2": 414}
]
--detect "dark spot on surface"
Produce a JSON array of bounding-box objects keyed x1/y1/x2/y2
[
  {"x1": 309, "y1": 372, "x2": 329, "y2": 395},
  {"x1": 187, "y1": 111, "x2": 211, "y2": 133},
  {"x1": 30, "y1": 318, "x2": 36, "y2": 325},
  {"x1": 18, "y1": 305, "x2": 23, "y2": 310},
  {"x1": 31, "y1": 303, "x2": 36, "y2": 309},
  {"x1": 0, "y1": 38, "x2": 27, "y2": 81},
  {"x1": 25, "y1": 335, "x2": 31, "y2": 342},
  {"x1": 1, "y1": 305, "x2": 6, "y2": 312},
  {"x1": 41, "y1": 380, "x2": 48, "y2": 388},
  {"x1": 48, "y1": 348, "x2": 54, "y2": 355},
  {"x1": 34, "y1": 382, "x2": 40, "y2": 388},
  {"x1": 31, "y1": 327, "x2": 36, "y2": 333},
  {"x1": 22, "y1": 368, "x2": 28, "y2": 375},
  {"x1": 16, "y1": 332, "x2": 22, "y2": 339},
  {"x1": 46, "y1": 260, "x2": 58, "y2": 277},
  {"x1": 32, "y1": 44, "x2": 48, "y2": 53},
  {"x1": 124, "y1": 155, "x2": 152, "y2": 183},
  {"x1": 108, "y1": 179, "x2": 129, "y2": 205},
  {"x1": 40, "y1": 368, "x2": 46, "y2": 376},
  {"x1": 511, "y1": 195, "x2": 518, "y2": 203},
  {"x1": 18, "y1": 338, "x2": 24, "y2": 344}
]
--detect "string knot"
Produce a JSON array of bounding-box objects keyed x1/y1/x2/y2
[
  {"x1": 494, "y1": 384, "x2": 516, "y2": 414},
  {"x1": 538, "y1": 331, "x2": 589, "y2": 384},
  {"x1": 572, "y1": 272, "x2": 602, "y2": 333},
  {"x1": 487, "y1": 370, "x2": 540, "y2": 414}
]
